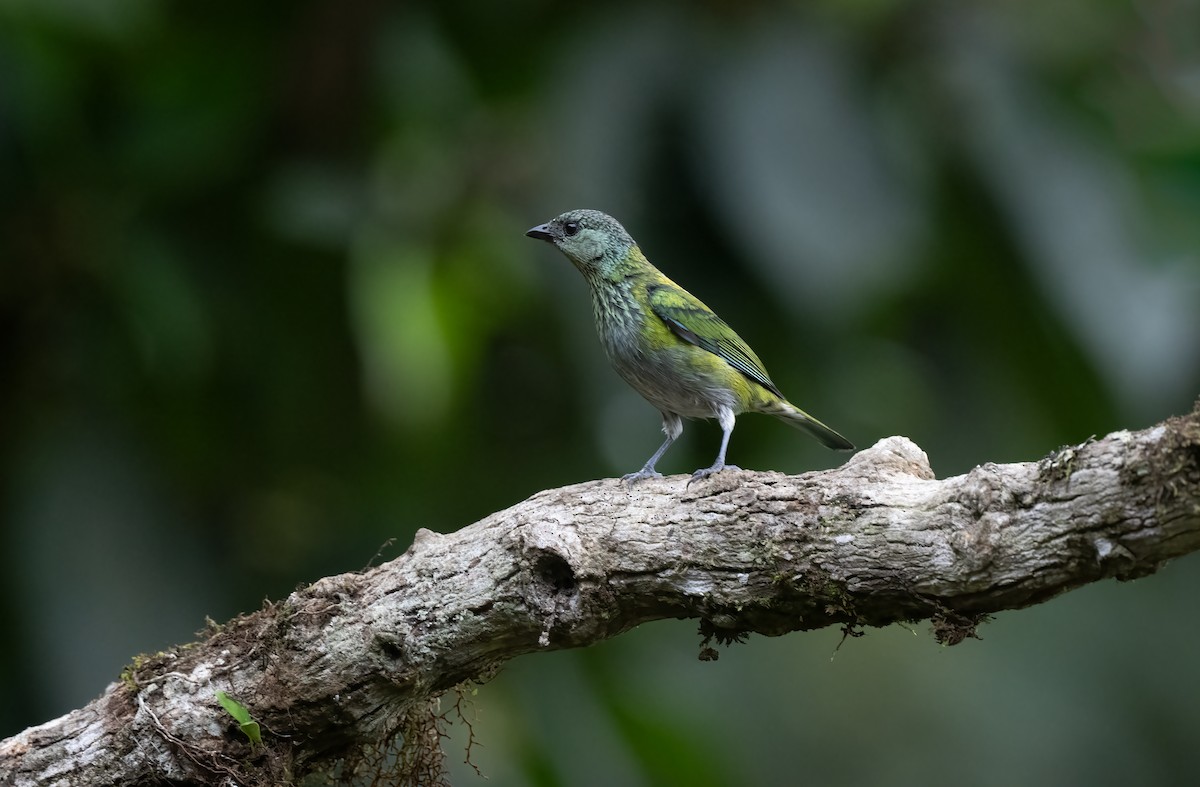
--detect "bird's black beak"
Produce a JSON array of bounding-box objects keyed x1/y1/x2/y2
[{"x1": 525, "y1": 223, "x2": 554, "y2": 242}]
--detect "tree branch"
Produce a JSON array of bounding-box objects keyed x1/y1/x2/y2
[{"x1": 3, "y1": 407, "x2": 1199, "y2": 785}]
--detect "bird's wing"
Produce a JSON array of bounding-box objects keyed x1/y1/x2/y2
[{"x1": 646, "y1": 282, "x2": 783, "y2": 398}]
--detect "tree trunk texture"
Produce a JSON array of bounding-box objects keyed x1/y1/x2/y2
[{"x1": 3, "y1": 407, "x2": 1198, "y2": 786}]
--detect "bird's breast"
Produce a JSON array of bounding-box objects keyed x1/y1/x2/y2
[{"x1": 589, "y1": 283, "x2": 745, "y2": 418}]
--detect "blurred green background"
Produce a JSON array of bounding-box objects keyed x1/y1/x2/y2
[{"x1": 3, "y1": 0, "x2": 1199, "y2": 784}]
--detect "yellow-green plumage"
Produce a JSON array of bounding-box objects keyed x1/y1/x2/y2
[{"x1": 526, "y1": 209, "x2": 853, "y2": 484}]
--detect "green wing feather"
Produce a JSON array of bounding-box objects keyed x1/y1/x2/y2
[{"x1": 646, "y1": 283, "x2": 783, "y2": 397}]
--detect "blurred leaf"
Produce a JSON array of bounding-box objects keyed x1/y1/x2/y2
[
  {"x1": 693, "y1": 18, "x2": 927, "y2": 321},
  {"x1": 349, "y1": 236, "x2": 453, "y2": 431},
  {"x1": 935, "y1": 10, "x2": 1200, "y2": 415}
]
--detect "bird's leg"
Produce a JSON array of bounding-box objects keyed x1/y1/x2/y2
[
  {"x1": 690, "y1": 407, "x2": 740, "y2": 484},
  {"x1": 623, "y1": 413, "x2": 683, "y2": 486}
]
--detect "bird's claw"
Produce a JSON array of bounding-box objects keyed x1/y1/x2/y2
[
  {"x1": 688, "y1": 463, "x2": 740, "y2": 486},
  {"x1": 622, "y1": 468, "x2": 663, "y2": 488}
]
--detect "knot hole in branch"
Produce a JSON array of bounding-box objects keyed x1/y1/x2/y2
[
  {"x1": 533, "y1": 549, "x2": 577, "y2": 594},
  {"x1": 528, "y1": 548, "x2": 578, "y2": 649}
]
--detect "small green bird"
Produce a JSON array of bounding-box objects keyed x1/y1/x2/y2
[{"x1": 526, "y1": 209, "x2": 854, "y2": 484}]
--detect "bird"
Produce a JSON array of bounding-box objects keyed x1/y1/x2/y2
[{"x1": 525, "y1": 209, "x2": 854, "y2": 484}]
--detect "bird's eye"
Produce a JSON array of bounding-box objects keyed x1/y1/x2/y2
[{"x1": 563, "y1": 221, "x2": 580, "y2": 237}]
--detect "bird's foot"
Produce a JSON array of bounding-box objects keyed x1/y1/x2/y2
[
  {"x1": 622, "y1": 468, "x2": 663, "y2": 488},
  {"x1": 688, "y1": 463, "x2": 740, "y2": 486}
]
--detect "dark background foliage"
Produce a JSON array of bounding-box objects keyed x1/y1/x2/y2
[{"x1": 2, "y1": 1, "x2": 1199, "y2": 783}]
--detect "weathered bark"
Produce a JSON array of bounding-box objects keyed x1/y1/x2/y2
[{"x1": 3, "y1": 407, "x2": 1198, "y2": 786}]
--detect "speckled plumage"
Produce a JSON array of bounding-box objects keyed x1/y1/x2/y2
[{"x1": 526, "y1": 209, "x2": 853, "y2": 484}]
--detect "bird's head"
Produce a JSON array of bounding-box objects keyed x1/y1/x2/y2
[{"x1": 525, "y1": 209, "x2": 637, "y2": 279}]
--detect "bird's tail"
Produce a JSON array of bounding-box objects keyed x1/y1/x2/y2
[{"x1": 764, "y1": 399, "x2": 855, "y2": 451}]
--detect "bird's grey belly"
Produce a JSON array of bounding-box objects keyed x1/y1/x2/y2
[{"x1": 608, "y1": 347, "x2": 738, "y2": 419}]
